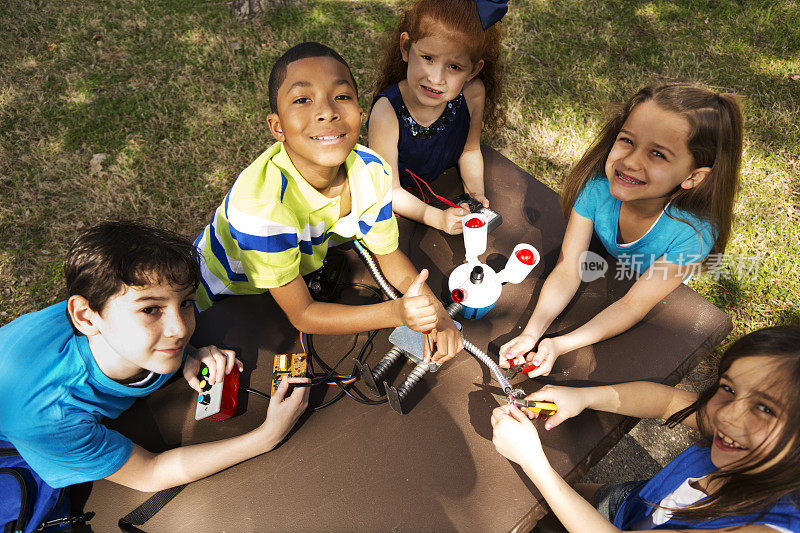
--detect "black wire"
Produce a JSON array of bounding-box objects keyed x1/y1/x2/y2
[
  {"x1": 311, "y1": 329, "x2": 388, "y2": 406},
  {"x1": 338, "y1": 385, "x2": 387, "y2": 405},
  {"x1": 232, "y1": 282, "x2": 387, "y2": 413},
  {"x1": 348, "y1": 322, "x2": 389, "y2": 402},
  {"x1": 347, "y1": 282, "x2": 384, "y2": 299},
  {"x1": 306, "y1": 333, "x2": 349, "y2": 410},
  {"x1": 307, "y1": 329, "x2": 388, "y2": 407},
  {"x1": 305, "y1": 281, "x2": 390, "y2": 409},
  {"x1": 242, "y1": 386, "x2": 270, "y2": 400},
  {"x1": 328, "y1": 333, "x2": 361, "y2": 372},
  {"x1": 310, "y1": 390, "x2": 347, "y2": 411},
  {"x1": 307, "y1": 331, "x2": 359, "y2": 385}
]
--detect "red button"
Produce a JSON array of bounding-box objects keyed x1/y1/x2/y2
[
  {"x1": 516, "y1": 248, "x2": 535, "y2": 265},
  {"x1": 451, "y1": 288, "x2": 466, "y2": 303},
  {"x1": 465, "y1": 217, "x2": 485, "y2": 228}
]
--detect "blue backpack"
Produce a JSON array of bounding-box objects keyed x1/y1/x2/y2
[{"x1": 0, "y1": 445, "x2": 93, "y2": 533}]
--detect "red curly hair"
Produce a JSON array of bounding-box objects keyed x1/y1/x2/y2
[{"x1": 372, "y1": 0, "x2": 504, "y2": 129}]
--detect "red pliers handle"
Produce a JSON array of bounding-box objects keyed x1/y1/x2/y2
[{"x1": 504, "y1": 362, "x2": 540, "y2": 379}]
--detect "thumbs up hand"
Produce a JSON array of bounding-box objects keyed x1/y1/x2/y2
[
  {"x1": 397, "y1": 269, "x2": 437, "y2": 333},
  {"x1": 406, "y1": 268, "x2": 427, "y2": 297}
]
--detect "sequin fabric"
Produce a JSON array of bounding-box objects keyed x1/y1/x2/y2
[{"x1": 397, "y1": 93, "x2": 465, "y2": 140}]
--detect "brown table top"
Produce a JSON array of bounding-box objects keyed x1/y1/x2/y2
[{"x1": 86, "y1": 147, "x2": 731, "y2": 532}]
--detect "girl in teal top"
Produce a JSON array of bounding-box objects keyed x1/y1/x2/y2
[{"x1": 501, "y1": 82, "x2": 744, "y2": 378}]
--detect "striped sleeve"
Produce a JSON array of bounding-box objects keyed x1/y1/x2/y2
[
  {"x1": 354, "y1": 148, "x2": 399, "y2": 255},
  {"x1": 195, "y1": 163, "x2": 303, "y2": 310}
]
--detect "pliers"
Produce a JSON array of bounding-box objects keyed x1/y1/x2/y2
[
  {"x1": 504, "y1": 362, "x2": 539, "y2": 379},
  {"x1": 508, "y1": 396, "x2": 558, "y2": 416}
]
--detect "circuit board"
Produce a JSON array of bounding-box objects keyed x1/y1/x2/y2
[{"x1": 271, "y1": 352, "x2": 307, "y2": 395}]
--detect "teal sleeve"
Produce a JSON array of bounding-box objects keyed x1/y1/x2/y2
[
  {"x1": 572, "y1": 177, "x2": 602, "y2": 220},
  {"x1": 9, "y1": 412, "x2": 133, "y2": 489}
]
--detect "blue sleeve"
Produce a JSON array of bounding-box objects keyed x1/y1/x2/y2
[
  {"x1": 757, "y1": 503, "x2": 800, "y2": 533},
  {"x1": 662, "y1": 215, "x2": 717, "y2": 264},
  {"x1": 572, "y1": 177, "x2": 603, "y2": 220},
  {"x1": 9, "y1": 411, "x2": 133, "y2": 489}
]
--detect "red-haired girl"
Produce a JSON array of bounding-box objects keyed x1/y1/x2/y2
[{"x1": 369, "y1": 0, "x2": 504, "y2": 234}]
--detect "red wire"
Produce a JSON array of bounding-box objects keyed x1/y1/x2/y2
[{"x1": 404, "y1": 169, "x2": 462, "y2": 210}]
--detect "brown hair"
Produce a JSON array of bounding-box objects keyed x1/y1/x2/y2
[
  {"x1": 65, "y1": 221, "x2": 200, "y2": 318},
  {"x1": 664, "y1": 326, "x2": 800, "y2": 521},
  {"x1": 560, "y1": 82, "x2": 743, "y2": 255},
  {"x1": 372, "y1": 0, "x2": 504, "y2": 128}
]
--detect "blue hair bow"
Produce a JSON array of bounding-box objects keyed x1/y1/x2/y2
[{"x1": 474, "y1": 0, "x2": 508, "y2": 30}]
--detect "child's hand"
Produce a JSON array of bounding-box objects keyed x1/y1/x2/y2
[
  {"x1": 438, "y1": 206, "x2": 469, "y2": 235},
  {"x1": 499, "y1": 334, "x2": 540, "y2": 368},
  {"x1": 522, "y1": 385, "x2": 590, "y2": 430},
  {"x1": 398, "y1": 269, "x2": 438, "y2": 333},
  {"x1": 471, "y1": 193, "x2": 490, "y2": 208},
  {"x1": 183, "y1": 345, "x2": 243, "y2": 392},
  {"x1": 260, "y1": 376, "x2": 309, "y2": 444},
  {"x1": 424, "y1": 314, "x2": 464, "y2": 365},
  {"x1": 491, "y1": 404, "x2": 548, "y2": 471},
  {"x1": 524, "y1": 338, "x2": 565, "y2": 378},
  {"x1": 499, "y1": 336, "x2": 565, "y2": 379}
]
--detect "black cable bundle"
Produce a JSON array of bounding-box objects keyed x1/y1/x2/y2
[
  {"x1": 306, "y1": 282, "x2": 387, "y2": 410},
  {"x1": 242, "y1": 282, "x2": 388, "y2": 410}
]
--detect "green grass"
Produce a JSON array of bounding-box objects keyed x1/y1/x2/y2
[{"x1": 1, "y1": 0, "x2": 798, "y2": 345}]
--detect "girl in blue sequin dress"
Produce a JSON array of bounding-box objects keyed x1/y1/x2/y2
[{"x1": 369, "y1": 0, "x2": 504, "y2": 234}]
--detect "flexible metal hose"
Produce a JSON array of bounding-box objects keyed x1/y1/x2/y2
[
  {"x1": 353, "y1": 240, "x2": 400, "y2": 300},
  {"x1": 355, "y1": 241, "x2": 513, "y2": 394},
  {"x1": 446, "y1": 302, "x2": 512, "y2": 393},
  {"x1": 396, "y1": 362, "x2": 429, "y2": 399},
  {"x1": 372, "y1": 346, "x2": 404, "y2": 379},
  {"x1": 464, "y1": 337, "x2": 512, "y2": 394}
]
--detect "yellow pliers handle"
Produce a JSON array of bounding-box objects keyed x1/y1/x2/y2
[{"x1": 509, "y1": 397, "x2": 558, "y2": 416}]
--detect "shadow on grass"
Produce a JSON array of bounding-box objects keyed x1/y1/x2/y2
[
  {"x1": 1, "y1": 0, "x2": 798, "y2": 321},
  {"x1": 771, "y1": 306, "x2": 800, "y2": 327},
  {"x1": 704, "y1": 275, "x2": 745, "y2": 311}
]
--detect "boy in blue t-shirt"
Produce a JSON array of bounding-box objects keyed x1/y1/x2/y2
[{"x1": 0, "y1": 222, "x2": 309, "y2": 492}]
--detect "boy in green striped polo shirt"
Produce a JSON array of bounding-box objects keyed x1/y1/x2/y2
[{"x1": 196, "y1": 42, "x2": 462, "y2": 364}]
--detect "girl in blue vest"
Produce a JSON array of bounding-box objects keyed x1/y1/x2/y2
[
  {"x1": 369, "y1": 0, "x2": 504, "y2": 234},
  {"x1": 500, "y1": 83, "x2": 744, "y2": 379},
  {"x1": 491, "y1": 326, "x2": 800, "y2": 531}
]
